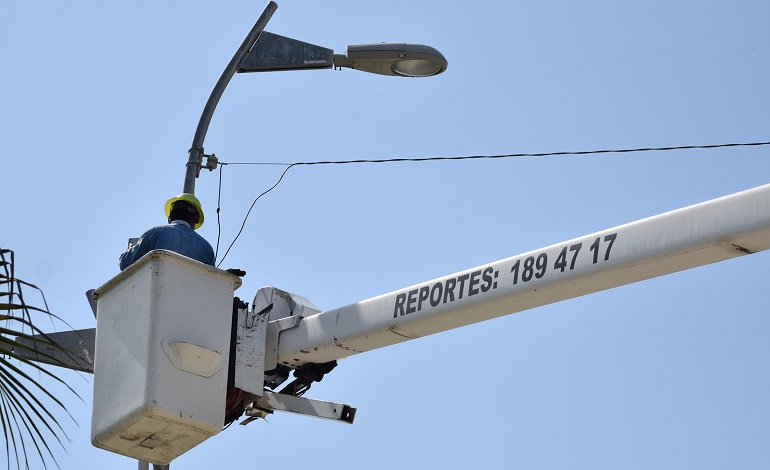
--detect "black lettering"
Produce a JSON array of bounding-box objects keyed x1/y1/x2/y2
[
  {"x1": 406, "y1": 289, "x2": 418, "y2": 314},
  {"x1": 394, "y1": 293, "x2": 407, "y2": 318},
  {"x1": 481, "y1": 267, "x2": 493, "y2": 292},
  {"x1": 417, "y1": 286, "x2": 430, "y2": 311},
  {"x1": 443, "y1": 278, "x2": 457, "y2": 303},
  {"x1": 569, "y1": 243, "x2": 582, "y2": 269},
  {"x1": 456, "y1": 274, "x2": 470, "y2": 299},
  {"x1": 511, "y1": 259, "x2": 520, "y2": 284},
  {"x1": 590, "y1": 237, "x2": 600, "y2": 264},
  {"x1": 468, "y1": 270, "x2": 482, "y2": 296},
  {"x1": 604, "y1": 233, "x2": 617, "y2": 260},
  {"x1": 430, "y1": 282, "x2": 443, "y2": 307},
  {"x1": 522, "y1": 256, "x2": 535, "y2": 282},
  {"x1": 554, "y1": 247, "x2": 567, "y2": 272},
  {"x1": 534, "y1": 253, "x2": 547, "y2": 279}
]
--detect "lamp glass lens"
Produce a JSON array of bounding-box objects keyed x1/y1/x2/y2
[{"x1": 391, "y1": 59, "x2": 443, "y2": 77}]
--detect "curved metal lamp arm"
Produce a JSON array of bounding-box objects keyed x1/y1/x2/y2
[{"x1": 183, "y1": 1, "x2": 278, "y2": 194}]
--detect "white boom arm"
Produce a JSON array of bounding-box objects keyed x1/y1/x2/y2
[{"x1": 275, "y1": 183, "x2": 770, "y2": 369}]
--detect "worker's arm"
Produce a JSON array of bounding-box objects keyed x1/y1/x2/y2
[{"x1": 118, "y1": 229, "x2": 158, "y2": 271}]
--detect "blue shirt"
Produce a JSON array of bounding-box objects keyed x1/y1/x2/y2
[{"x1": 119, "y1": 220, "x2": 216, "y2": 271}]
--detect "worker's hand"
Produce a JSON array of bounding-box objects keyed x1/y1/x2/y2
[{"x1": 226, "y1": 268, "x2": 246, "y2": 277}]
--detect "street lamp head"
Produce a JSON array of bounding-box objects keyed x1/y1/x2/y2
[
  {"x1": 334, "y1": 43, "x2": 447, "y2": 77},
  {"x1": 238, "y1": 33, "x2": 448, "y2": 78}
]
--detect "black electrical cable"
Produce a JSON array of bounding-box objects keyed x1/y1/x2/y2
[
  {"x1": 223, "y1": 141, "x2": 770, "y2": 167},
  {"x1": 215, "y1": 140, "x2": 770, "y2": 265},
  {"x1": 216, "y1": 163, "x2": 296, "y2": 267},
  {"x1": 215, "y1": 163, "x2": 224, "y2": 260}
]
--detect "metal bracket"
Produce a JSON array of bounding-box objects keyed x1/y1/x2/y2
[
  {"x1": 190, "y1": 149, "x2": 218, "y2": 179},
  {"x1": 241, "y1": 391, "x2": 356, "y2": 425},
  {"x1": 233, "y1": 304, "x2": 270, "y2": 397},
  {"x1": 265, "y1": 315, "x2": 301, "y2": 372},
  {"x1": 234, "y1": 286, "x2": 320, "y2": 395},
  {"x1": 202, "y1": 153, "x2": 218, "y2": 172},
  {"x1": 252, "y1": 286, "x2": 322, "y2": 373}
]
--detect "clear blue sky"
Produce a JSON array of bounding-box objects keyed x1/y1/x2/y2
[{"x1": 3, "y1": 1, "x2": 770, "y2": 469}]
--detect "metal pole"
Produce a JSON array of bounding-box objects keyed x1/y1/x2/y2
[
  {"x1": 183, "y1": 1, "x2": 278, "y2": 194},
  {"x1": 137, "y1": 460, "x2": 170, "y2": 469}
]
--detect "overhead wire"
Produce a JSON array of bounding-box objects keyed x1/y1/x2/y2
[
  {"x1": 216, "y1": 164, "x2": 296, "y2": 267},
  {"x1": 214, "y1": 140, "x2": 770, "y2": 265},
  {"x1": 215, "y1": 163, "x2": 224, "y2": 260},
  {"x1": 222, "y1": 140, "x2": 770, "y2": 167}
]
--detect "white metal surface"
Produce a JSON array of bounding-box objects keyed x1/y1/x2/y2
[
  {"x1": 252, "y1": 287, "x2": 321, "y2": 371},
  {"x1": 234, "y1": 305, "x2": 268, "y2": 397},
  {"x1": 244, "y1": 391, "x2": 355, "y2": 423},
  {"x1": 276, "y1": 183, "x2": 770, "y2": 368},
  {"x1": 91, "y1": 251, "x2": 241, "y2": 465}
]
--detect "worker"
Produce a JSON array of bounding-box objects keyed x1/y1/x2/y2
[{"x1": 119, "y1": 193, "x2": 216, "y2": 270}]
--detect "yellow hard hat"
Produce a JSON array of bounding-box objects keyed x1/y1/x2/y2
[{"x1": 164, "y1": 193, "x2": 205, "y2": 230}]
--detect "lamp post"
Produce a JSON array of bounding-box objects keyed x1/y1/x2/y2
[
  {"x1": 182, "y1": 2, "x2": 277, "y2": 195},
  {"x1": 182, "y1": 1, "x2": 447, "y2": 195}
]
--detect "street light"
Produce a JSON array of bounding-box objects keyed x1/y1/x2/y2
[
  {"x1": 237, "y1": 31, "x2": 447, "y2": 77},
  {"x1": 183, "y1": 1, "x2": 447, "y2": 194}
]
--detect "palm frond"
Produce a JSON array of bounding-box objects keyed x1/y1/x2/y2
[{"x1": 0, "y1": 248, "x2": 78, "y2": 469}]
